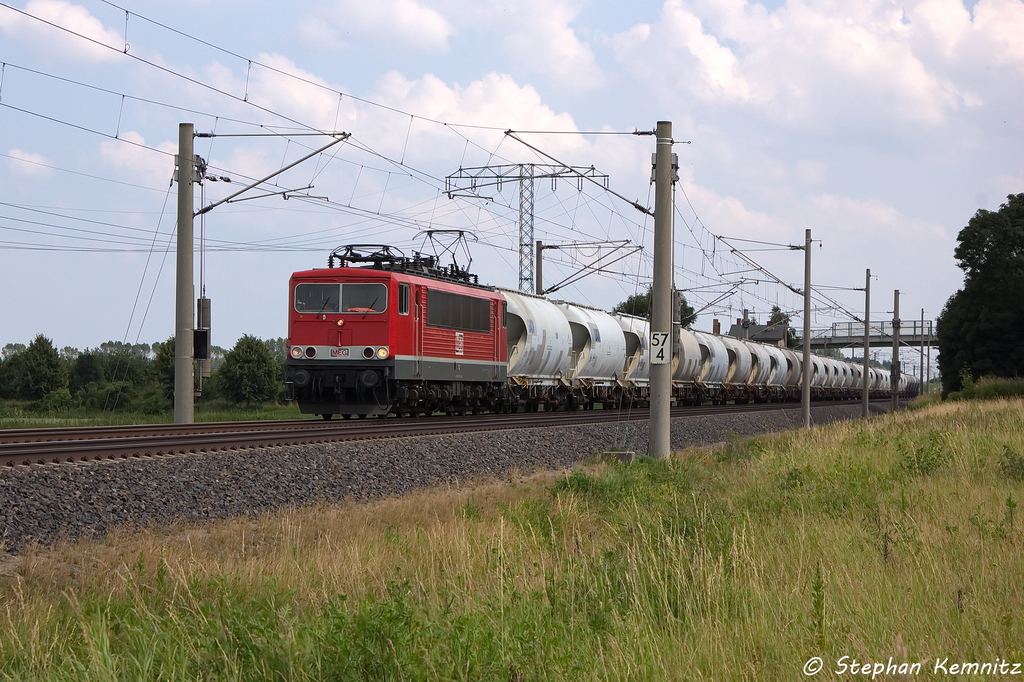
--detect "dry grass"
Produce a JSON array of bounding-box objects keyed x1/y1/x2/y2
[
  {"x1": 1, "y1": 400, "x2": 1023, "y2": 680},
  {"x1": 6, "y1": 468, "x2": 566, "y2": 602}
]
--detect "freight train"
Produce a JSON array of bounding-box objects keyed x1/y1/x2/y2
[{"x1": 285, "y1": 245, "x2": 918, "y2": 419}]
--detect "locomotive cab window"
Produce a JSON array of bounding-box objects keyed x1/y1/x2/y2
[
  {"x1": 294, "y1": 283, "x2": 340, "y2": 314},
  {"x1": 294, "y1": 282, "x2": 387, "y2": 314},
  {"x1": 341, "y1": 283, "x2": 387, "y2": 313},
  {"x1": 398, "y1": 283, "x2": 410, "y2": 315}
]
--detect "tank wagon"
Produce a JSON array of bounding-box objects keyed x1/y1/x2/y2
[{"x1": 285, "y1": 245, "x2": 918, "y2": 418}]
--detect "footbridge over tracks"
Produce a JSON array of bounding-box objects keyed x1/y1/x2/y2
[{"x1": 807, "y1": 320, "x2": 934, "y2": 352}]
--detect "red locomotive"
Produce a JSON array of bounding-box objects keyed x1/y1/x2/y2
[{"x1": 286, "y1": 244, "x2": 509, "y2": 418}]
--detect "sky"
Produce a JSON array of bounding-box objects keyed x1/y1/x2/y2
[{"x1": 1, "y1": 0, "x2": 1021, "y2": 374}]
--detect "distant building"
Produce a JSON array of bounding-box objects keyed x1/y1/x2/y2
[{"x1": 726, "y1": 319, "x2": 791, "y2": 347}]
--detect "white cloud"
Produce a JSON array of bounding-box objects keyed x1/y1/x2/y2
[
  {"x1": 0, "y1": 0, "x2": 123, "y2": 61},
  {"x1": 971, "y1": 0, "x2": 1024, "y2": 70},
  {"x1": 294, "y1": 16, "x2": 349, "y2": 52},
  {"x1": 99, "y1": 132, "x2": 177, "y2": 187},
  {"x1": 800, "y1": 192, "x2": 957, "y2": 297},
  {"x1": 5, "y1": 149, "x2": 51, "y2": 176},
  {"x1": 368, "y1": 70, "x2": 585, "y2": 159},
  {"x1": 191, "y1": 54, "x2": 351, "y2": 132},
  {"x1": 245, "y1": 54, "x2": 346, "y2": 130},
  {"x1": 374, "y1": 71, "x2": 577, "y2": 130},
  {"x1": 795, "y1": 160, "x2": 826, "y2": 185},
  {"x1": 297, "y1": 0, "x2": 603, "y2": 89},
  {"x1": 309, "y1": 0, "x2": 454, "y2": 53},
  {"x1": 495, "y1": 0, "x2": 603, "y2": 90},
  {"x1": 680, "y1": 180, "x2": 782, "y2": 239},
  {"x1": 611, "y1": 0, "x2": 1013, "y2": 134}
]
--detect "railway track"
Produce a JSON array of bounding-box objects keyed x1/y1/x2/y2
[{"x1": 1, "y1": 400, "x2": 870, "y2": 468}]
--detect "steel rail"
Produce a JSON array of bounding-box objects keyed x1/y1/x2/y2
[
  {"x1": 1, "y1": 400, "x2": 873, "y2": 468},
  {"x1": 0, "y1": 419, "x2": 343, "y2": 444}
]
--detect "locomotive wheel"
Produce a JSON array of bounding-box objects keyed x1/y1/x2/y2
[{"x1": 321, "y1": 414, "x2": 334, "y2": 421}]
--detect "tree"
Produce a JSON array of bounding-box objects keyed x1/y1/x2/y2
[
  {"x1": 13, "y1": 334, "x2": 67, "y2": 401},
  {"x1": 612, "y1": 287, "x2": 697, "y2": 328},
  {"x1": 936, "y1": 194, "x2": 1024, "y2": 394},
  {"x1": 0, "y1": 344, "x2": 27, "y2": 399},
  {"x1": 151, "y1": 337, "x2": 176, "y2": 400},
  {"x1": 262, "y1": 337, "x2": 288, "y2": 384},
  {"x1": 2, "y1": 343, "x2": 26, "y2": 359},
  {"x1": 97, "y1": 341, "x2": 152, "y2": 387},
  {"x1": 768, "y1": 305, "x2": 791, "y2": 326},
  {"x1": 0, "y1": 355, "x2": 13, "y2": 399},
  {"x1": 219, "y1": 335, "x2": 279, "y2": 405},
  {"x1": 69, "y1": 352, "x2": 105, "y2": 393}
]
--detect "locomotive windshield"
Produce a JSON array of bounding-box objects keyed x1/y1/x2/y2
[
  {"x1": 295, "y1": 283, "x2": 340, "y2": 313},
  {"x1": 341, "y1": 283, "x2": 387, "y2": 313},
  {"x1": 294, "y1": 282, "x2": 387, "y2": 314}
]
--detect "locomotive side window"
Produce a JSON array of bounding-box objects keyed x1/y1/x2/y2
[
  {"x1": 427, "y1": 290, "x2": 491, "y2": 333},
  {"x1": 295, "y1": 283, "x2": 341, "y2": 313},
  {"x1": 341, "y1": 283, "x2": 387, "y2": 313},
  {"x1": 398, "y1": 283, "x2": 410, "y2": 315}
]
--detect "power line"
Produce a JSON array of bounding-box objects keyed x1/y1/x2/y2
[
  {"x1": 0, "y1": 61, "x2": 278, "y2": 130},
  {"x1": 0, "y1": 100, "x2": 176, "y2": 159},
  {"x1": 0, "y1": 2, "x2": 325, "y2": 134},
  {"x1": 0, "y1": 151, "x2": 167, "y2": 193}
]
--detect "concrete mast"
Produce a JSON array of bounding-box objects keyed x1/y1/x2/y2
[
  {"x1": 920, "y1": 308, "x2": 925, "y2": 396},
  {"x1": 648, "y1": 121, "x2": 674, "y2": 459},
  {"x1": 891, "y1": 290, "x2": 900, "y2": 411},
  {"x1": 801, "y1": 229, "x2": 812, "y2": 429},
  {"x1": 862, "y1": 268, "x2": 870, "y2": 418},
  {"x1": 174, "y1": 123, "x2": 195, "y2": 424}
]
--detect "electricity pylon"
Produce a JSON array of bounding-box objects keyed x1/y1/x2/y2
[{"x1": 445, "y1": 164, "x2": 609, "y2": 293}]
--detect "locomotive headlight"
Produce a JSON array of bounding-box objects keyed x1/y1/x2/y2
[
  {"x1": 376, "y1": 347, "x2": 389, "y2": 359},
  {"x1": 336, "y1": 319, "x2": 345, "y2": 327},
  {"x1": 290, "y1": 346, "x2": 303, "y2": 359}
]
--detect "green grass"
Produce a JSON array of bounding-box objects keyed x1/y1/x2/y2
[
  {"x1": 0, "y1": 400, "x2": 304, "y2": 429},
  {"x1": 2, "y1": 399, "x2": 1024, "y2": 679}
]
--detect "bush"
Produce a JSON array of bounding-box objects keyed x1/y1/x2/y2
[
  {"x1": 219, "y1": 335, "x2": 280, "y2": 405},
  {"x1": 948, "y1": 376, "x2": 1024, "y2": 401},
  {"x1": 1000, "y1": 446, "x2": 1024, "y2": 482},
  {"x1": 43, "y1": 387, "x2": 73, "y2": 413},
  {"x1": 80, "y1": 381, "x2": 138, "y2": 412}
]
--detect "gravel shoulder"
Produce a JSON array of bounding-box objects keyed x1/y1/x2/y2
[{"x1": 0, "y1": 403, "x2": 887, "y2": 553}]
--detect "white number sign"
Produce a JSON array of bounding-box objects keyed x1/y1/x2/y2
[{"x1": 650, "y1": 331, "x2": 670, "y2": 365}]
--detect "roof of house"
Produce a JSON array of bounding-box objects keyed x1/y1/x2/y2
[{"x1": 726, "y1": 323, "x2": 790, "y2": 343}]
